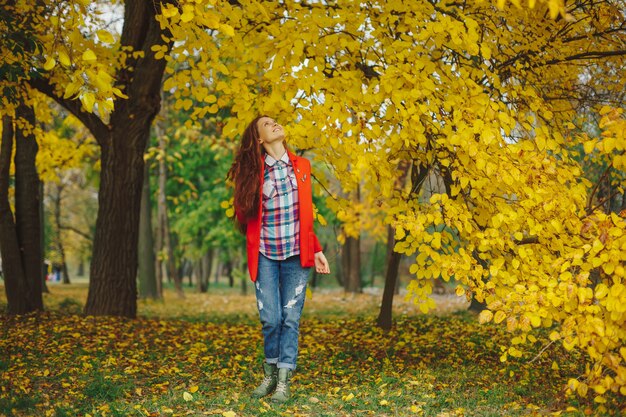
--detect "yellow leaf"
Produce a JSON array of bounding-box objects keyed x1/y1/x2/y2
[
  {"x1": 220, "y1": 23, "x2": 235, "y2": 37},
  {"x1": 583, "y1": 139, "x2": 597, "y2": 154},
  {"x1": 161, "y1": 5, "x2": 178, "y2": 18},
  {"x1": 481, "y1": 44, "x2": 492, "y2": 60},
  {"x1": 181, "y1": 5, "x2": 194, "y2": 23},
  {"x1": 82, "y1": 49, "x2": 97, "y2": 62},
  {"x1": 478, "y1": 310, "x2": 493, "y2": 324},
  {"x1": 493, "y1": 310, "x2": 506, "y2": 324},
  {"x1": 58, "y1": 50, "x2": 71, "y2": 67},
  {"x1": 342, "y1": 393, "x2": 354, "y2": 401},
  {"x1": 183, "y1": 391, "x2": 193, "y2": 401},
  {"x1": 96, "y1": 30, "x2": 115, "y2": 44},
  {"x1": 43, "y1": 57, "x2": 56, "y2": 71},
  {"x1": 80, "y1": 92, "x2": 96, "y2": 113},
  {"x1": 222, "y1": 412, "x2": 237, "y2": 417},
  {"x1": 112, "y1": 88, "x2": 129, "y2": 99},
  {"x1": 379, "y1": 399, "x2": 389, "y2": 406}
]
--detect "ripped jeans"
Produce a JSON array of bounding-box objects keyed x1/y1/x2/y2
[{"x1": 255, "y1": 253, "x2": 310, "y2": 370}]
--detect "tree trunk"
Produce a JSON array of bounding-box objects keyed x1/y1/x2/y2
[
  {"x1": 343, "y1": 235, "x2": 361, "y2": 293},
  {"x1": 40, "y1": 182, "x2": 49, "y2": 292},
  {"x1": 376, "y1": 159, "x2": 429, "y2": 329},
  {"x1": 84, "y1": 125, "x2": 147, "y2": 317},
  {"x1": 368, "y1": 240, "x2": 380, "y2": 287},
  {"x1": 196, "y1": 250, "x2": 212, "y2": 293},
  {"x1": 155, "y1": 122, "x2": 183, "y2": 298},
  {"x1": 29, "y1": 0, "x2": 171, "y2": 317},
  {"x1": 226, "y1": 260, "x2": 234, "y2": 287},
  {"x1": 241, "y1": 271, "x2": 247, "y2": 295},
  {"x1": 376, "y1": 226, "x2": 401, "y2": 330},
  {"x1": 213, "y1": 249, "x2": 220, "y2": 284},
  {"x1": 52, "y1": 183, "x2": 71, "y2": 284},
  {"x1": 0, "y1": 115, "x2": 29, "y2": 314},
  {"x1": 138, "y1": 161, "x2": 159, "y2": 299},
  {"x1": 0, "y1": 108, "x2": 44, "y2": 315}
]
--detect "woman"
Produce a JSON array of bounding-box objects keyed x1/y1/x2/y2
[{"x1": 227, "y1": 116, "x2": 330, "y2": 402}]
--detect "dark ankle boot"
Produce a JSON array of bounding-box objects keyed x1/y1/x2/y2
[
  {"x1": 271, "y1": 368, "x2": 292, "y2": 402},
  {"x1": 251, "y1": 362, "x2": 277, "y2": 398}
]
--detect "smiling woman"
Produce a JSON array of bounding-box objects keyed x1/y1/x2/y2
[{"x1": 226, "y1": 116, "x2": 330, "y2": 403}]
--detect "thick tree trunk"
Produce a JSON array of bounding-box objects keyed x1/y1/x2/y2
[
  {"x1": 84, "y1": 125, "x2": 148, "y2": 316},
  {"x1": 138, "y1": 162, "x2": 159, "y2": 299},
  {"x1": 0, "y1": 108, "x2": 44, "y2": 314},
  {"x1": 376, "y1": 226, "x2": 401, "y2": 330},
  {"x1": 15, "y1": 105, "x2": 43, "y2": 310},
  {"x1": 0, "y1": 115, "x2": 29, "y2": 314},
  {"x1": 80, "y1": 0, "x2": 171, "y2": 317}
]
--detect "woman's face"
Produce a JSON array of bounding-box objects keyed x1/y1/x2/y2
[{"x1": 256, "y1": 117, "x2": 284, "y2": 145}]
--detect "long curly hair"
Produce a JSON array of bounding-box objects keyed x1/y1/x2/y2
[{"x1": 227, "y1": 115, "x2": 268, "y2": 233}]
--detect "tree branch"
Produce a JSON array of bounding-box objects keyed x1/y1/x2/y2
[
  {"x1": 28, "y1": 77, "x2": 108, "y2": 143},
  {"x1": 59, "y1": 223, "x2": 93, "y2": 241}
]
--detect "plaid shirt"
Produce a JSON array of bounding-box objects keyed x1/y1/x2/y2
[{"x1": 259, "y1": 152, "x2": 300, "y2": 260}]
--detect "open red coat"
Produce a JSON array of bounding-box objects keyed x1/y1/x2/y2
[{"x1": 237, "y1": 151, "x2": 322, "y2": 282}]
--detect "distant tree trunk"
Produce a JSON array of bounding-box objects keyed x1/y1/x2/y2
[
  {"x1": 196, "y1": 250, "x2": 212, "y2": 293},
  {"x1": 468, "y1": 250, "x2": 488, "y2": 312},
  {"x1": 342, "y1": 235, "x2": 361, "y2": 293},
  {"x1": 335, "y1": 250, "x2": 344, "y2": 287},
  {"x1": 40, "y1": 182, "x2": 49, "y2": 293},
  {"x1": 155, "y1": 122, "x2": 183, "y2": 298},
  {"x1": 226, "y1": 260, "x2": 234, "y2": 287},
  {"x1": 342, "y1": 185, "x2": 361, "y2": 293},
  {"x1": 138, "y1": 162, "x2": 159, "y2": 299},
  {"x1": 213, "y1": 249, "x2": 220, "y2": 284},
  {"x1": 51, "y1": 183, "x2": 71, "y2": 284},
  {"x1": 241, "y1": 271, "x2": 247, "y2": 295},
  {"x1": 376, "y1": 226, "x2": 401, "y2": 330},
  {"x1": 368, "y1": 241, "x2": 380, "y2": 287},
  {"x1": 77, "y1": 260, "x2": 85, "y2": 276},
  {"x1": 0, "y1": 108, "x2": 44, "y2": 315},
  {"x1": 377, "y1": 159, "x2": 429, "y2": 329}
]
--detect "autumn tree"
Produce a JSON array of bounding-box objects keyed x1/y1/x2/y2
[
  {"x1": 167, "y1": 0, "x2": 624, "y2": 400},
  {"x1": 1, "y1": 0, "x2": 236, "y2": 316}
]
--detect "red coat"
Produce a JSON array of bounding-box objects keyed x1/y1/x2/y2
[{"x1": 237, "y1": 151, "x2": 323, "y2": 282}]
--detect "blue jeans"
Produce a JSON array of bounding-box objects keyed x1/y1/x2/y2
[{"x1": 255, "y1": 253, "x2": 310, "y2": 370}]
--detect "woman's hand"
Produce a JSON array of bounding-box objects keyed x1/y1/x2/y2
[{"x1": 314, "y1": 252, "x2": 331, "y2": 274}]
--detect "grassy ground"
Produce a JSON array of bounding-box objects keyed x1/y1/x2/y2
[{"x1": 0, "y1": 284, "x2": 623, "y2": 417}]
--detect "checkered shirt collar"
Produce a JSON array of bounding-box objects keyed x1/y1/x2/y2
[{"x1": 264, "y1": 151, "x2": 291, "y2": 167}]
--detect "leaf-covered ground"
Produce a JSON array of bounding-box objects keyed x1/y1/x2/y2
[{"x1": 0, "y1": 285, "x2": 622, "y2": 416}]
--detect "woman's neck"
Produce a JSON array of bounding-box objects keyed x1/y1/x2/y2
[{"x1": 262, "y1": 142, "x2": 286, "y2": 161}]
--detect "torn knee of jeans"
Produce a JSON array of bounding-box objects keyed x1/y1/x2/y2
[
  {"x1": 258, "y1": 300, "x2": 264, "y2": 310},
  {"x1": 294, "y1": 284, "x2": 305, "y2": 296}
]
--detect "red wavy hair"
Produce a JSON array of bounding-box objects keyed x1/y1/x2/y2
[{"x1": 227, "y1": 116, "x2": 268, "y2": 233}]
